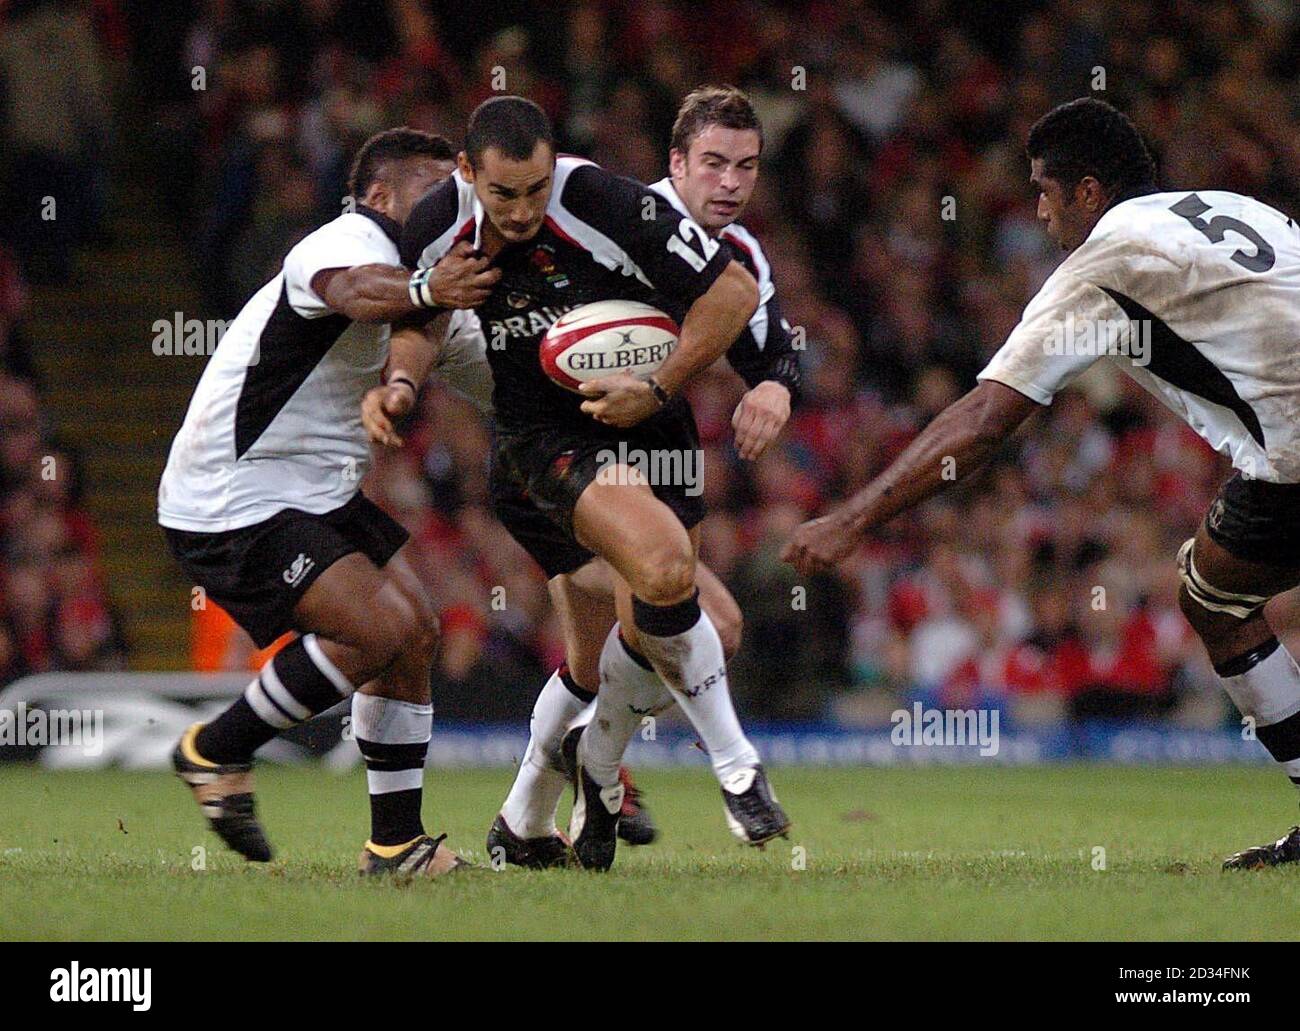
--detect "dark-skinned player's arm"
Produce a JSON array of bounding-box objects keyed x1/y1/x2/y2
[
  {"x1": 314, "y1": 175, "x2": 501, "y2": 322},
  {"x1": 781, "y1": 380, "x2": 1043, "y2": 575},
  {"x1": 310, "y1": 242, "x2": 500, "y2": 324},
  {"x1": 782, "y1": 269, "x2": 1120, "y2": 574},
  {"x1": 362, "y1": 311, "x2": 452, "y2": 447}
]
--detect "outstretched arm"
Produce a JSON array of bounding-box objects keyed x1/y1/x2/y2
[
  {"x1": 781, "y1": 380, "x2": 1043, "y2": 574},
  {"x1": 311, "y1": 242, "x2": 501, "y2": 324}
]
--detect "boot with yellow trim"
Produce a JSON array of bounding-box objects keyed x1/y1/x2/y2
[
  {"x1": 358, "y1": 833, "x2": 476, "y2": 878},
  {"x1": 171, "y1": 722, "x2": 273, "y2": 862}
]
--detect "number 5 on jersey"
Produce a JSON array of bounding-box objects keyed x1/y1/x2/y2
[{"x1": 1170, "y1": 193, "x2": 1275, "y2": 273}]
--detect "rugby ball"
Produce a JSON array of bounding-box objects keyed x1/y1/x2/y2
[{"x1": 540, "y1": 300, "x2": 679, "y2": 392}]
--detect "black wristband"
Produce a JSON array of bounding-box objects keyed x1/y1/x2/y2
[
  {"x1": 390, "y1": 375, "x2": 417, "y2": 396},
  {"x1": 648, "y1": 376, "x2": 671, "y2": 407}
]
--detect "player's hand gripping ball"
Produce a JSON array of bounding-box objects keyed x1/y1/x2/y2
[{"x1": 540, "y1": 300, "x2": 678, "y2": 392}]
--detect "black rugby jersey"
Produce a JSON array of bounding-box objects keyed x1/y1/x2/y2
[
  {"x1": 648, "y1": 178, "x2": 801, "y2": 403},
  {"x1": 400, "y1": 155, "x2": 732, "y2": 434}
]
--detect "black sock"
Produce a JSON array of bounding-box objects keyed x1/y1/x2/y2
[
  {"x1": 195, "y1": 696, "x2": 278, "y2": 764},
  {"x1": 196, "y1": 634, "x2": 352, "y2": 763},
  {"x1": 364, "y1": 782, "x2": 427, "y2": 846}
]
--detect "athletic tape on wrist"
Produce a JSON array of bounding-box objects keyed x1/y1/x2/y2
[{"x1": 408, "y1": 267, "x2": 436, "y2": 308}]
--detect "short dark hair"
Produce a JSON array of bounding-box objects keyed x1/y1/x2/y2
[
  {"x1": 1026, "y1": 97, "x2": 1157, "y2": 197},
  {"x1": 347, "y1": 127, "x2": 455, "y2": 198},
  {"x1": 671, "y1": 85, "x2": 763, "y2": 156},
  {"x1": 464, "y1": 96, "x2": 554, "y2": 169}
]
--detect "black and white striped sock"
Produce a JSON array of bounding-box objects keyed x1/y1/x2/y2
[
  {"x1": 195, "y1": 633, "x2": 354, "y2": 764},
  {"x1": 352, "y1": 693, "x2": 432, "y2": 847},
  {"x1": 1217, "y1": 637, "x2": 1300, "y2": 788}
]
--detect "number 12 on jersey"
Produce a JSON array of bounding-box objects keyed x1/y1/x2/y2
[{"x1": 666, "y1": 218, "x2": 718, "y2": 272}]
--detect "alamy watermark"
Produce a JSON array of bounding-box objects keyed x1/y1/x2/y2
[
  {"x1": 1043, "y1": 314, "x2": 1150, "y2": 366},
  {"x1": 890, "y1": 703, "x2": 1000, "y2": 757},
  {"x1": 50, "y1": 963, "x2": 151, "y2": 1011},
  {"x1": 594, "y1": 443, "x2": 703, "y2": 497},
  {"x1": 0, "y1": 704, "x2": 104, "y2": 757},
  {"x1": 152, "y1": 312, "x2": 244, "y2": 361}
]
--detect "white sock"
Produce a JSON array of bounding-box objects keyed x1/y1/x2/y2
[
  {"x1": 351, "y1": 693, "x2": 432, "y2": 846},
  {"x1": 1219, "y1": 638, "x2": 1300, "y2": 787},
  {"x1": 579, "y1": 626, "x2": 675, "y2": 786},
  {"x1": 351, "y1": 693, "x2": 433, "y2": 796},
  {"x1": 631, "y1": 593, "x2": 760, "y2": 784},
  {"x1": 573, "y1": 698, "x2": 597, "y2": 732},
  {"x1": 500, "y1": 666, "x2": 593, "y2": 837}
]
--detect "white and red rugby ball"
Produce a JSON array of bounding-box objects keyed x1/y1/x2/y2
[{"x1": 540, "y1": 300, "x2": 679, "y2": 392}]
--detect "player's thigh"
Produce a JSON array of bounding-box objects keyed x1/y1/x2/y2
[
  {"x1": 1193, "y1": 474, "x2": 1300, "y2": 599},
  {"x1": 572, "y1": 470, "x2": 695, "y2": 604},
  {"x1": 1182, "y1": 522, "x2": 1300, "y2": 661},
  {"x1": 697, "y1": 560, "x2": 743, "y2": 659},
  {"x1": 548, "y1": 561, "x2": 619, "y2": 690},
  {"x1": 1191, "y1": 522, "x2": 1300, "y2": 598}
]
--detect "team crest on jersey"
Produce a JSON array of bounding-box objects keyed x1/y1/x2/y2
[
  {"x1": 550, "y1": 450, "x2": 577, "y2": 479},
  {"x1": 530, "y1": 244, "x2": 570, "y2": 288}
]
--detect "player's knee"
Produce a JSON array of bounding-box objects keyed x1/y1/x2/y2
[
  {"x1": 409, "y1": 602, "x2": 441, "y2": 664},
  {"x1": 356, "y1": 592, "x2": 426, "y2": 673},
  {"x1": 365, "y1": 624, "x2": 407, "y2": 674},
  {"x1": 632, "y1": 544, "x2": 696, "y2": 606},
  {"x1": 389, "y1": 589, "x2": 440, "y2": 668}
]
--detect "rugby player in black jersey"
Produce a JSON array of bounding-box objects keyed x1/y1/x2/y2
[
  {"x1": 460, "y1": 86, "x2": 801, "y2": 867},
  {"x1": 385, "y1": 96, "x2": 790, "y2": 869}
]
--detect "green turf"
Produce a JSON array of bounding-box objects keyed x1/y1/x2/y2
[{"x1": 2, "y1": 763, "x2": 1299, "y2": 940}]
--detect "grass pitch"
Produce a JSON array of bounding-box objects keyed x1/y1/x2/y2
[{"x1": 2, "y1": 763, "x2": 1298, "y2": 940}]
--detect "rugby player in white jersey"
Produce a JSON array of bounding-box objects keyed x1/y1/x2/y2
[
  {"x1": 367, "y1": 87, "x2": 800, "y2": 866},
  {"x1": 159, "y1": 129, "x2": 501, "y2": 877},
  {"x1": 783, "y1": 97, "x2": 1300, "y2": 869}
]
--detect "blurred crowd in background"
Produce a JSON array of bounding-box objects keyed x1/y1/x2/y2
[
  {"x1": 0, "y1": 0, "x2": 126, "y2": 686},
  {"x1": 4, "y1": 0, "x2": 1300, "y2": 726}
]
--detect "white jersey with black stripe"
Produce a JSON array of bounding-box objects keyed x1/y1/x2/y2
[
  {"x1": 978, "y1": 190, "x2": 1300, "y2": 482},
  {"x1": 437, "y1": 309, "x2": 494, "y2": 414},
  {"x1": 157, "y1": 210, "x2": 398, "y2": 532}
]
